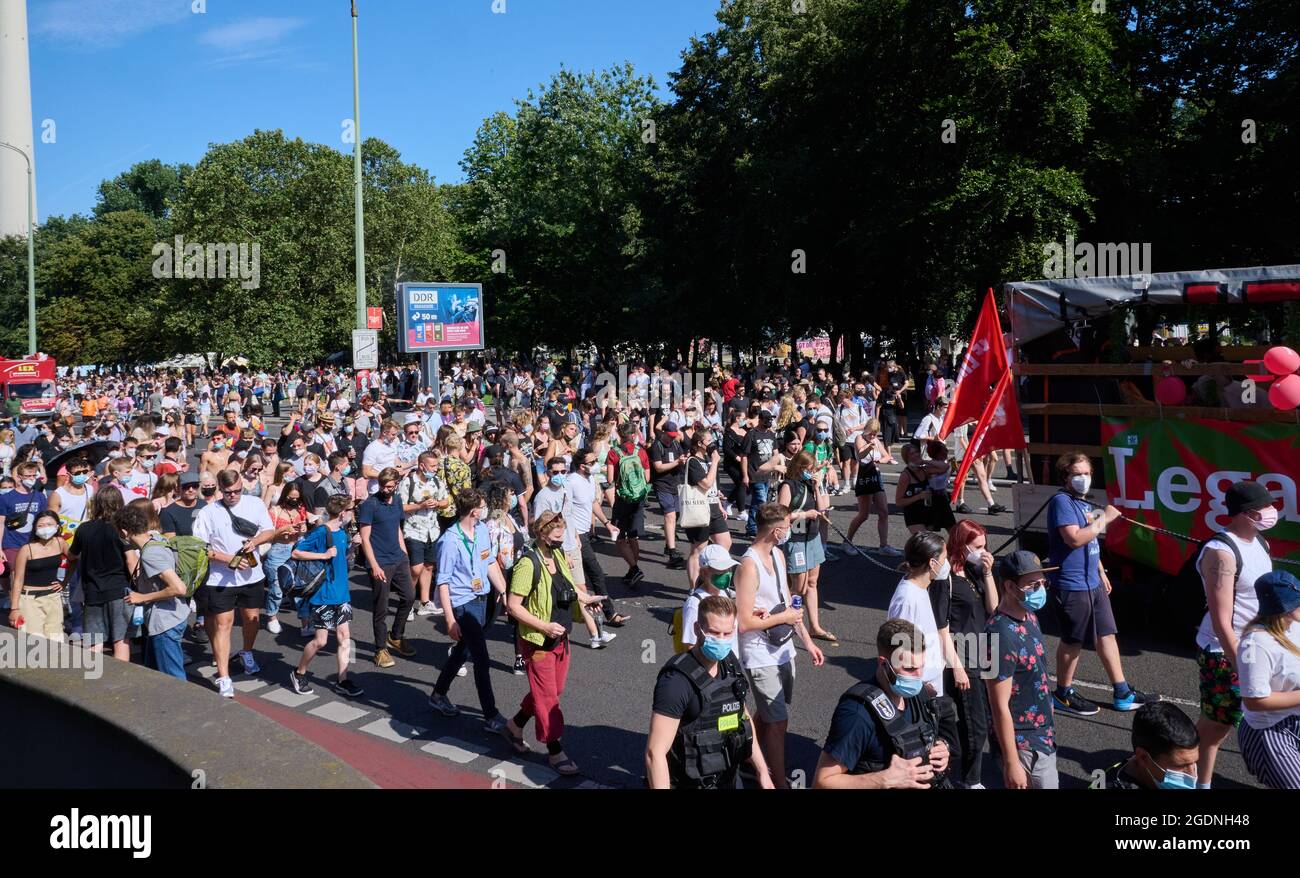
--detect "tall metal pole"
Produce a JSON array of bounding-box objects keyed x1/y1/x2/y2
[
  {"x1": 0, "y1": 141, "x2": 36, "y2": 354},
  {"x1": 351, "y1": 0, "x2": 367, "y2": 331}
]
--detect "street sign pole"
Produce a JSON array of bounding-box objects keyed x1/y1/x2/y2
[
  {"x1": 351, "y1": 0, "x2": 367, "y2": 332},
  {"x1": 422, "y1": 351, "x2": 438, "y2": 399}
]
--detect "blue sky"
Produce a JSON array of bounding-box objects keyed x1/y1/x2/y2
[{"x1": 26, "y1": 0, "x2": 723, "y2": 222}]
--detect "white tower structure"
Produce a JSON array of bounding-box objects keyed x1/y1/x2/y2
[{"x1": 0, "y1": 0, "x2": 37, "y2": 239}]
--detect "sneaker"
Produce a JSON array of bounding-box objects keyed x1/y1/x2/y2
[
  {"x1": 733, "y1": 511, "x2": 749, "y2": 522},
  {"x1": 239, "y1": 650, "x2": 261, "y2": 675},
  {"x1": 374, "y1": 648, "x2": 396, "y2": 668},
  {"x1": 988, "y1": 503, "x2": 1008, "y2": 515},
  {"x1": 990, "y1": 482, "x2": 998, "y2": 493},
  {"x1": 406, "y1": 607, "x2": 416, "y2": 622},
  {"x1": 386, "y1": 636, "x2": 416, "y2": 658},
  {"x1": 484, "y1": 712, "x2": 509, "y2": 735},
  {"x1": 416, "y1": 600, "x2": 441, "y2": 617},
  {"x1": 266, "y1": 616, "x2": 282, "y2": 635},
  {"x1": 188, "y1": 625, "x2": 209, "y2": 644},
  {"x1": 1053, "y1": 688, "x2": 1101, "y2": 716},
  {"x1": 216, "y1": 676, "x2": 234, "y2": 698},
  {"x1": 513, "y1": 654, "x2": 527, "y2": 675},
  {"x1": 590, "y1": 636, "x2": 605, "y2": 650},
  {"x1": 967, "y1": 782, "x2": 986, "y2": 790},
  {"x1": 628, "y1": 568, "x2": 646, "y2": 587},
  {"x1": 600, "y1": 630, "x2": 617, "y2": 644},
  {"x1": 1005, "y1": 467, "x2": 1020, "y2": 482},
  {"x1": 428, "y1": 691, "x2": 460, "y2": 717},
  {"x1": 955, "y1": 502, "x2": 973, "y2": 514},
  {"x1": 335, "y1": 678, "x2": 364, "y2": 698},
  {"x1": 289, "y1": 670, "x2": 312, "y2": 694},
  {"x1": 878, "y1": 545, "x2": 902, "y2": 556},
  {"x1": 840, "y1": 540, "x2": 859, "y2": 557},
  {"x1": 666, "y1": 554, "x2": 685, "y2": 570},
  {"x1": 1113, "y1": 688, "x2": 1156, "y2": 711},
  {"x1": 457, "y1": 664, "x2": 468, "y2": 677}
]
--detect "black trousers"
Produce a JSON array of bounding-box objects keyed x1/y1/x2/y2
[
  {"x1": 578, "y1": 533, "x2": 613, "y2": 617},
  {"x1": 723, "y1": 460, "x2": 747, "y2": 509},
  {"x1": 944, "y1": 665, "x2": 990, "y2": 788},
  {"x1": 880, "y1": 405, "x2": 899, "y2": 447},
  {"x1": 371, "y1": 559, "x2": 414, "y2": 648}
]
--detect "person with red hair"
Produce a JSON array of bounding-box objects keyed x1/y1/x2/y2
[{"x1": 933, "y1": 519, "x2": 999, "y2": 787}]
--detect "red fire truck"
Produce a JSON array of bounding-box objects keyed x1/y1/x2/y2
[{"x1": 0, "y1": 355, "x2": 59, "y2": 420}]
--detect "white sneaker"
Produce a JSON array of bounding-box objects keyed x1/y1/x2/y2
[
  {"x1": 417, "y1": 600, "x2": 442, "y2": 617},
  {"x1": 600, "y1": 630, "x2": 617, "y2": 644},
  {"x1": 406, "y1": 607, "x2": 416, "y2": 622},
  {"x1": 216, "y1": 676, "x2": 234, "y2": 698},
  {"x1": 239, "y1": 650, "x2": 261, "y2": 675},
  {"x1": 990, "y1": 483, "x2": 998, "y2": 493},
  {"x1": 457, "y1": 664, "x2": 468, "y2": 677},
  {"x1": 590, "y1": 637, "x2": 605, "y2": 650},
  {"x1": 266, "y1": 616, "x2": 282, "y2": 635},
  {"x1": 968, "y1": 783, "x2": 986, "y2": 790}
]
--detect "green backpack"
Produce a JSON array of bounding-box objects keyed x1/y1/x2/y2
[
  {"x1": 615, "y1": 448, "x2": 650, "y2": 504},
  {"x1": 149, "y1": 535, "x2": 211, "y2": 598}
]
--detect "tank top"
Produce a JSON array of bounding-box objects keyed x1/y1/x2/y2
[
  {"x1": 902, "y1": 467, "x2": 928, "y2": 502},
  {"x1": 738, "y1": 545, "x2": 797, "y2": 670},
  {"x1": 1195, "y1": 530, "x2": 1272, "y2": 652},
  {"x1": 22, "y1": 550, "x2": 63, "y2": 587},
  {"x1": 54, "y1": 486, "x2": 92, "y2": 535},
  {"x1": 784, "y1": 479, "x2": 817, "y2": 544}
]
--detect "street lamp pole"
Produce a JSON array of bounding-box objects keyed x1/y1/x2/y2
[
  {"x1": 0, "y1": 140, "x2": 36, "y2": 355},
  {"x1": 351, "y1": 0, "x2": 367, "y2": 332}
]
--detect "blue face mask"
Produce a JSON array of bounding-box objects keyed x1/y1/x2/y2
[
  {"x1": 801, "y1": 471, "x2": 813, "y2": 482},
  {"x1": 1023, "y1": 586, "x2": 1047, "y2": 611},
  {"x1": 817, "y1": 430, "x2": 830, "y2": 441},
  {"x1": 342, "y1": 464, "x2": 353, "y2": 477},
  {"x1": 1150, "y1": 761, "x2": 1197, "y2": 790},
  {"x1": 549, "y1": 474, "x2": 566, "y2": 488},
  {"x1": 890, "y1": 668, "x2": 924, "y2": 698},
  {"x1": 700, "y1": 635, "x2": 731, "y2": 662},
  {"x1": 509, "y1": 493, "x2": 518, "y2": 510}
]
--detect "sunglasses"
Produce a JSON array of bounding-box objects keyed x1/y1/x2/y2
[{"x1": 221, "y1": 488, "x2": 242, "y2": 496}]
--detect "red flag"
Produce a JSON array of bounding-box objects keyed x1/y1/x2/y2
[
  {"x1": 950, "y1": 368, "x2": 1026, "y2": 490},
  {"x1": 940, "y1": 289, "x2": 1009, "y2": 439}
]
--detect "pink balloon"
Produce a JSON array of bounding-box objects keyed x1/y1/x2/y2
[
  {"x1": 1263, "y1": 346, "x2": 1300, "y2": 377},
  {"x1": 1269, "y1": 374, "x2": 1300, "y2": 411},
  {"x1": 1155, "y1": 376, "x2": 1186, "y2": 405}
]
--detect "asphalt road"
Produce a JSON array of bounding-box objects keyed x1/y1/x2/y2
[{"x1": 172, "y1": 416, "x2": 1259, "y2": 789}]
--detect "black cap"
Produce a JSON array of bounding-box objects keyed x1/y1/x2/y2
[
  {"x1": 758, "y1": 409, "x2": 775, "y2": 420},
  {"x1": 1226, "y1": 480, "x2": 1273, "y2": 516},
  {"x1": 995, "y1": 550, "x2": 1056, "y2": 583}
]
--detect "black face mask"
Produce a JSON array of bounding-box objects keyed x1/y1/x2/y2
[{"x1": 201, "y1": 487, "x2": 216, "y2": 498}]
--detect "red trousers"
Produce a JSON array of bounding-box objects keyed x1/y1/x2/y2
[{"x1": 517, "y1": 635, "x2": 571, "y2": 743}]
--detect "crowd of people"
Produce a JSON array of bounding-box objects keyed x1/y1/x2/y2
[{"x1": 2, "y1": 353, "x2": 1297, "y2": 791}]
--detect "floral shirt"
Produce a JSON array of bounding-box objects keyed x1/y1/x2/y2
[{"x1": 987, "y1": 609, "x2": 1055, "y2": 755}]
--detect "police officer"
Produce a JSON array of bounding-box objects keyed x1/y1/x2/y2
[
  {"x1": 646, "y1": 595, "x2": 774, "y2": 789},
  {"x1": 813, "y1": 618, "x2": 960, "y2": 788}
]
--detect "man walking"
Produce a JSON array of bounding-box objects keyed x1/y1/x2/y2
[{"x1": 357, "y1": 467, "x2": 417, "y2": 668}]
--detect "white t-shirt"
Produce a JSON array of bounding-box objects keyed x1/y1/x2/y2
[
  {"x1": 1238, "y1": 623, "x2": 1300, "y2": 730},
  {"x1": 1196, "y1": 532, "x2": 1272, "y2": 652},
  {"x1": 532, "y1": 486, "x2": 577, "y2": 552},
  {"x1": 680, "y1": 587, "x2": 740, "y2": 654},
  {"x1": 192, "y1": 496, "x2": 275, "y2": 588},
  {"x1": 887, "y1": 577, "x2": 945, "y2": 697},
  {"x1": 361, "y1": 439, "x2": 399, "y2": 495},
  {"x1": 564, "y1": 474, "x2": 597, "y2": 539},
  {"x1": 914, "y1": 413, "x2": 943, "y2": 442}
]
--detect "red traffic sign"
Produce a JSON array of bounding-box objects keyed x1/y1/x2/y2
[{"x1": 366, "y1": 307, "x2": 384, "y2": 329}]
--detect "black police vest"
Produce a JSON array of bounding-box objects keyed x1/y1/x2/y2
[
  {"x1": 839, "y1": 681, "x2": 947, "y2": 777},
  {"x1": 660, "y1": 651, "x2": 753, "y2": 788}
]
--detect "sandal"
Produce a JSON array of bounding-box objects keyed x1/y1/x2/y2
[
  {"x1": 501, "y1": 721, "x2": 530, "y2": 755},
  {"x1": 811, "y1": 630, "x2": 839, "y2": 644},
  {"x1": 549, "y1": 754, "x2": 581, "y2": 777}
]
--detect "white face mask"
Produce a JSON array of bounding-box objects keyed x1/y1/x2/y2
[
  {"x1": 932, "y1": 559, "x2": 951, "y2": 580},
  {"x1": 36, "y1": 525, "x2": 58, "y2": 540},
  {"x1": 1069, "y1": 474, "x2": 1091, "y2": 496},
  {"x1": 966, "y1": 547, "x2": 983, "y2": 567},
  {"x1": 1251, "y1": 506, "x2": 1279, "y2": 531}
]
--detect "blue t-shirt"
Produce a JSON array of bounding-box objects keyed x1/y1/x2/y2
[
  {"x1": 356, "y1": 493, "x2": 406, "y2": 566},
  {"x1": 296, "y1": 525, "x2": 351, "y2": 607},
  {"x1": 986, "y1": 609, "x2": 1055, "y2": 755},
  {"x1": 0, "y1": 489, "x2": 47, "y2": 550},
  {"x1": 822, "y1": 692, "x2": 922, "y2": 774},
  {"x1": 436, "y1": 521, "x2": 492, "y2": 609},
  {"x1": 1046, "y1": 492, "x2": 1100, "y2": 592}
]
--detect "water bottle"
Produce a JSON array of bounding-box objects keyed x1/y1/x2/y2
[
  {"x1": 791, "y1": 595, "x2": 803, "y2": 612},
  {"x1": 131, "y1": 603, "x2": 144, "y2": 628}
]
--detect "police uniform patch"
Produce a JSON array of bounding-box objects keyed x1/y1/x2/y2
[
  {"x1": 717, "y1": 713, "x2": 740, "y2": 732},
  {"x1": 871, "y1": 692, "x2": 896, "y2": 721}
]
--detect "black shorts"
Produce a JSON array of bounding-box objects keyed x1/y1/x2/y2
[
  {"x1": 612, "y1": 498, "x2": 646, "y2": 539},
  {"x1": 200, "y1": 580, "x2": 267, "y2": 614},
  {"x1": 684, "y1": 514, "x2": 729, "y2": 545},
  {"x1": 308, "y1": 602, "x2": 354, "y2": 631},
  {"x1": 839, "y1": 443, "x2": 857, "y2": 463},
  {"x1": 406, "y1": 538, "x2": 437, "y2": 566},
  {"x1": 903, "y1": 499, "x2": 930, "y2": 527},
  {"x1": 1051, "y1": 586, "x2": 1118, "y2": 647}
]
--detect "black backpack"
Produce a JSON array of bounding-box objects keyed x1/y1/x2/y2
[{"x1": 1166, "y1": 532, "x2": 1269, "y2": 638}]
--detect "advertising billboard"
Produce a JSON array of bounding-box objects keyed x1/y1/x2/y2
[{"x1": 396, "y1": 283, "x2": 484, "y2": 353}]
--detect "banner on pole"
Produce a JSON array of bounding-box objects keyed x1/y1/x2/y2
[
  {"x1": 1101, "y1": 416, "x2": 1300, "y2": 574},
  {"x1": 941, "y1": 289, "x2": 1009, "y2": 438}
]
